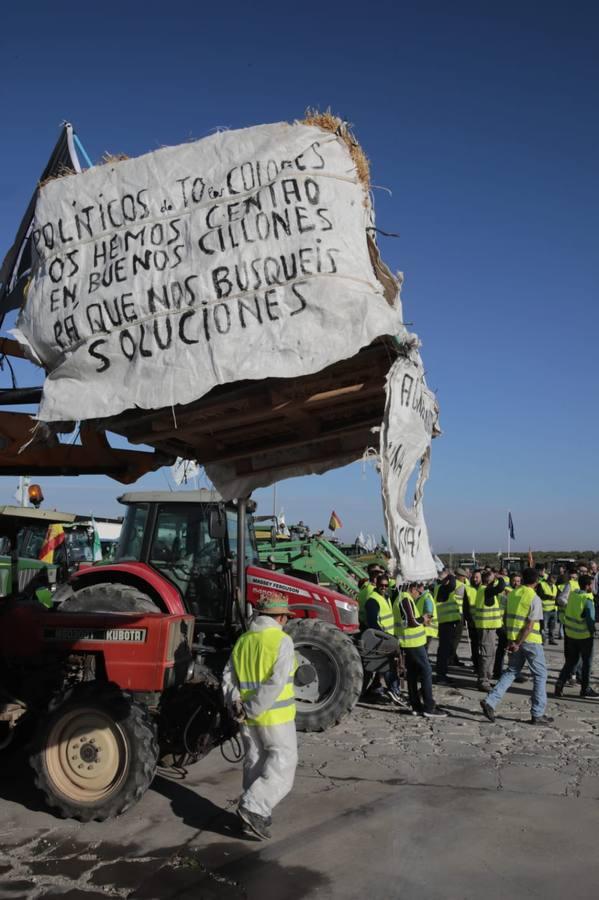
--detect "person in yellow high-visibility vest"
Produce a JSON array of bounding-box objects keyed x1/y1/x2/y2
[
  {"x1": 435, "y1": 572, "x2": 463, "y2": 685},
  {"x1": 480, "y1": 568, "x2": 553, "y2": 726},
  {"x1": 364, "y1": 574, "x2": 402, "y2": 703},
  {"x1": 395, "y1": 583, "x2": 446, "y2": 718},
  {"x1": 536, "y1": 569, "x2": 558, "y2": 645},
  {"x1": 415, "y1": 582, "x2": 438, "y2": 652},
  {"x1": 222, "y1": 592, "x2": 298, "y2": 840},
  {"x1": 554, "y1": 574, "x2": 597, "y2": 698},
  {"x1": 357, "y1": 563, "x2": 385, "y2": 627},
  {"x1": 474, "y1": 569, "x2": 506, "y2": 691}
]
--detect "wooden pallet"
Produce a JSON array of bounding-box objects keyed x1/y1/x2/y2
[{"x1": 104, "y1": 338, "x2": 398, "y2": 480}]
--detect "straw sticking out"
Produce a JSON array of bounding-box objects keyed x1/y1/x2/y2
[{"x1": 302, "y1": 108, "x2": 371, "y2": 190}]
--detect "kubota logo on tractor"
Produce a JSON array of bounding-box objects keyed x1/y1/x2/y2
[{"x1": 43, "y1": 627, "x2": 148, "y2": 643}]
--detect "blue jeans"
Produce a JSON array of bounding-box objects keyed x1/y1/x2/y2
[
  {"x1": 542, "y1": 610, "x2": 557, "y2": 641},
  {"x1": 486, "y1": 642, "x2": 547, "y2": 718}
]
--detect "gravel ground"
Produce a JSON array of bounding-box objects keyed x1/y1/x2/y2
[{"x1": 1, "y1": 639, "x2": 598, "y2": 899}]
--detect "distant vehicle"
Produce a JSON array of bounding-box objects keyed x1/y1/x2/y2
[
  {"x1": 458, "y1": 558, "x2": 477, "y2": 570},
  {"x1": 501, "y1": 556, "x2": 522, "y2": 574}
]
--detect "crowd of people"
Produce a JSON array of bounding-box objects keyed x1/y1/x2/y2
[
  {"x1": 220, "y1": 560, "x2": 597, "y2": 842},
  {"x1": 357, "y1": 559, "x2": 598, "y2": 724}
]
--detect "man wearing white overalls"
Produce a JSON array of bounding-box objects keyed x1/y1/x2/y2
[{"x1": 222, "y1": 592, "x2": 298, "y2": 840}]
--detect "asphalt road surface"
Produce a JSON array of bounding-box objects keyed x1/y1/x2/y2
[{"x1": 1, "y1": 641, "x2": 598, "y2": 899}]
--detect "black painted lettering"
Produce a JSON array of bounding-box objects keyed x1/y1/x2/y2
[
  {"x1": 57, "y1": 217, "x2": 73, "y2": 244},
  {"x1": 213, "y1": 303, "x2": 231, "y2": 334},
  {"x1": 237, "y1": 296, "x2": 263, "y2": 328},
  {"x1": 295, "y1": 206, "x2": 315, "y2": 234},
  {"x1": 316, "y1": 208, "x2": 333, "y2": 231},
  {"x1": 304, "y1": 178, "x2": 320, "y2": 205},
  {"x1": 53, "y1": 320, "x2": 64, "y2": 349},
  {"x1": 48, "y1": 257, "x2": 65, "y2": 284},
  {"x1": 85, "y1": 303, "x2": 108, "y2": 334},
  {"x1": 148, "y1": 286, "x2": 170, "y2": 314},
  {"x1": 107, "y1": 199, "x2": 123, "y2": 228},
  {"x1": 290, "y1": 281, "x2": 308, "y2": 316},
  {"x1": 132, "y1": 250, "x2": 152, "y2": 274},
  {"x1": 272, "y1": 209, "x2": 291, "y2": 239},
  {"x1": 264, "y1": 257, "x2": 282, "y2": 286},
  {"x1": 89, "y1": 338, "x2": 110, "y2": 372},
  {"x1": 264, "y1": 289, "x2": 280, "y2": 321},
  {"x1": 119, "y1": 330, "x2": 136, "y2": 361},
  {"x1": 179, "y1": 310, "x2": 199, "y2": 344},
  {"x1": 212, "y1": 267, "x2": 232, "y2": 300},
  {"x1": 121, "y1": 194, "x2": 136, "y2": 222},
  {"x1": 401, "y1": 374, "x2": 414, "y2": 407},
  {"x1": 63, "y1": 315, "x2": 79, "y2": 344},
  {"x1": 281, "y1": 178, "x2": 301, "y2": 205},
  {"x1": 137, "y1": 189, "x2": 150, "y2": 218},
  {"x1": 153, "y1": 317, "x2": 172, "y2": 349}
]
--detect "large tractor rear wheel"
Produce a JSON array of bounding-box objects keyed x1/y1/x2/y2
[
  {"x1": 30, "y1": 683, "x2": 158, "y2": 822},
  {"x1": 285, "y1": 619, "x2": 363, "y2": 732}
]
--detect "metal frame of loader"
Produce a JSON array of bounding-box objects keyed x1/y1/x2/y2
[{"x1": 255, "y1": 516, "x2": 368, "y2": 599}]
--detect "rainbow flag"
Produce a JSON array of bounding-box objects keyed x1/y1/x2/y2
[
  {"x1": 39, "y1": 524, "x2": 65, "y2": 563},
  {"x1": 328, "y1": 510, "x2": 343, "y2": 531}
]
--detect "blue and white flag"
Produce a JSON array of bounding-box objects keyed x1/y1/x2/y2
[{"x1": 508, "y1": 512, "x2": 515, "y2": 540}]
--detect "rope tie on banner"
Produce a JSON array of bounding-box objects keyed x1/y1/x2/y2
[{"x1": 360, "y1": 446, "x2": 380, "y2": 478}]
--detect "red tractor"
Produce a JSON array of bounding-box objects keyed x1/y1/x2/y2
[{"x1": 0, "y1": 490, "x2": 365, "y2": 821}]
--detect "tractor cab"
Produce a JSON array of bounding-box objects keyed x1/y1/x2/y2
[{"x1": 113, "y1": 490, "x2": 256, "y2": 627}]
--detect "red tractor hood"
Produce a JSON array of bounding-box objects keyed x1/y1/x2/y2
[
  {"x1": 71, "y1": 562, "x2": 359, "y2": 633},
  {"x1": 246, "y1": 565, "x2": 359, "y2": 633}
]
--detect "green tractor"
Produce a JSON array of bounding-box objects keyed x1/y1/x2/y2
[
  {"x1": 0, "y1": 506, "x2": 96, "y2": 600},
  {"x1": 255, "y1": 516, "x2": 369, "y2": 599}
]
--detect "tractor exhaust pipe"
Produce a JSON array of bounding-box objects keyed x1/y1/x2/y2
[{"x1": 236, "y1": 496, "x2": 248, "y2": 629}]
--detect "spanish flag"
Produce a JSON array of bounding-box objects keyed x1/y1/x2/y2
[
  {"x1": 39, "y1": 524, "x2": 65, "y2": 563},
  {"x1": 328, "y1": 510, "x2": 343, "y2": 531}
]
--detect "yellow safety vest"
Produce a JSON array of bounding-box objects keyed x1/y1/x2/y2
[
  {"x1": 369, "y1": 590, "x2": 395, "y2": 635},
  {"x1": 358, "y1": 581, "x2": 376, "y2": 626},
  {"x1": 505, "y1": 586, "x2": 542, "y2": 644},
  {"x1": 558, "y1": 579, "x2": 580, "y2": 623},
  {"x1": 437, "y1": 584, "x2": 463, "y2": 624},
  {"x1": 394, "y1": 593, "x2": 427, "y2": 649},
  {"x1": 539, "y1": 578, "x2": 558, "y2": 613},
  {"x1": 232, "y1": 627, "x2": 296, "y2": 726},
  {"x1": 474, "y1": 584, "x2": 503, "y2": 630},
  {"x1": 563, "y1": 590, "x2": 594, "y2": 640},
  {"x1": 416, "y1": 590, "x2": 438, "y2": 639},
  {"x1": 463, "y1": 584, "x2": 477, "y2": 621}
]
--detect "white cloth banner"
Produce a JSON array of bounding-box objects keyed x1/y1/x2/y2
[
  {"x1": 15, "y1": 121, "x2": 402, "y2": 422},
  {"x1": 380, "y1": 352, "x2": 439, "y2": 582}
]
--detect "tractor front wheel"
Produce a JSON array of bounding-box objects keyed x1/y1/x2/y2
[
  {"x1": 285, "y1": 619, "x2": 363, "y2": 732},
  {"x1": 30, "y1": 684, "x2": 158, "y2": 822}
]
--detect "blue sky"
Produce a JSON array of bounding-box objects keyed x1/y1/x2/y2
[{"x1": 1, "y1": 2, "x2": 597, "y2": 551}]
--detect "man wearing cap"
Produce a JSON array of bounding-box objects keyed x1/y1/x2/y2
[{"x1": 222, "y1": 592, "x2": 298, "y2": 840}]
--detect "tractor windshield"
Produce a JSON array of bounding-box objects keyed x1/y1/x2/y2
[{"x1": 226, "y1": 509, "x2": 259, "y2": 566}]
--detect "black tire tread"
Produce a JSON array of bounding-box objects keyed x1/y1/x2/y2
[
  {"x1": 59, "y1": 583, "x2": 159, "y2": 614},
  {"x1": 30, "y1": 681, "x2": 158, "y2": 822},
  {"x1": 285, "y1": 618, "x2": 363, "y2": 733}
]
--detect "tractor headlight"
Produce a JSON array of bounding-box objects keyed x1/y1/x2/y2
[{"x1": 334, "y1": 597, "x2": 359, "y2": 626}]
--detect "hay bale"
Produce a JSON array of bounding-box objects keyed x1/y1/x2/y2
[
  {"x1": 100, "y1": 152, "x2": 130, "y2": 165},
  {"x1": 302, "y1": 108, "x2": 370, "y2": 190},
  {"x1": 38, "y1": 165, "x2": 74, "y2": 189}
]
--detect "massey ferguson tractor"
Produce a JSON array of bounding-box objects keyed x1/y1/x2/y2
[{"x1": 0, "y1": 489, "x2": 371, "y2": 822}]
